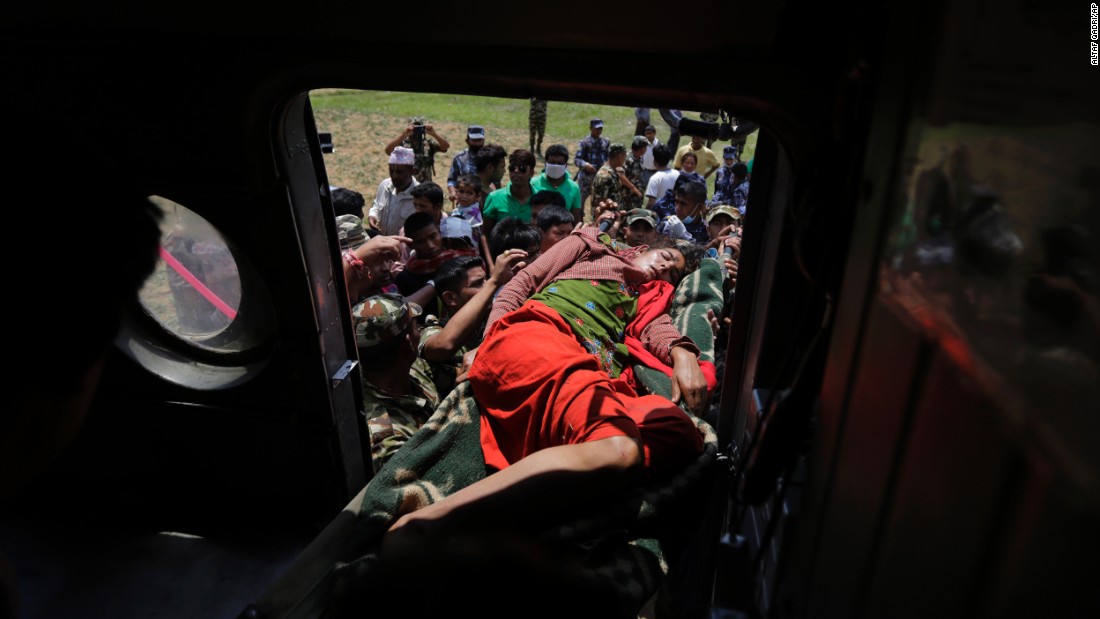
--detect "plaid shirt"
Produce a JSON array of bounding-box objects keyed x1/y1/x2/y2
[{"x1": 487, "y1": 227, "x2": 698, "y2": 365}]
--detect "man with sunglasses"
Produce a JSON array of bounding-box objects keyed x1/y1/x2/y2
[{"x1": 481, "y1": 149, "x2": 537, "y2": 238}]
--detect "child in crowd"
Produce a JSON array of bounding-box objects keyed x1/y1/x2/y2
[
  {"x1": 535, "y1": 204, "x2": 576, "y2": 255},
  {"x1": 452, "y1": 173, "x2": 490, "y2": 264}
]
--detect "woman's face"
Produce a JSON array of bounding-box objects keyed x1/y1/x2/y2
[
  {"x1": 681, "y1": 155, "x2": 697, "y2": 174},
  {"x1": 633, "y1": 247, "x2": 687, "y2": 284}
]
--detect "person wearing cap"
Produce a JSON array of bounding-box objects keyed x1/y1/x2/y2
[
  {"x1": 574, "y1": 118, "x2": 610, "y2": 217},
  {"x1": 353, "y1": 293, "x2": 439, "y2": 473},
  {"x1": 369, "y1": 146, "x2": 420, "y2": 236},
  {"x1": 672, "y1": 134, "x2": 721, "y2": 180},
  {"x1": 624, "y1": 136, "x2": 649, "y2": 211},
  {"x1": 530, "y1": 144, "x2": 583, "y2": 224},
  {"x1": 704, "y1": 204, "x2": 743, "y2": 257},
  {"x1": 711, "y1": 145, "x2": 741, "y2": 207},
  {"x1": 446, "y1": 124, "x2": 486, "y2": 201},
  {"x1": 590, "y1": 143, "x2": 643, "y2": 228},
  {"x1": 384, "y1": 116, "x2": 450, "y2": 183},
  {"x1": 624, "y1": 208, "x2": 659, "y2": 248},
  {"x1": 528, "y1": 97, "x2": 547, "y2": 157},
  {"x1": 340, "y1": 213, "x2": 400, "y2": 300}
]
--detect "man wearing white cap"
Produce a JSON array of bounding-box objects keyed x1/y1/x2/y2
[{"x1": 370, "y1": 146, "x2": 420, "y2": 236}]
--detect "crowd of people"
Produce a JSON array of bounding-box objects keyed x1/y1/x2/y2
[{"x1": 333, "y1": 109, "x2": 753, "y2": 546}]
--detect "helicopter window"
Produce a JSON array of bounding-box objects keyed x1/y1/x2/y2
[
  {"x1": 120, "y1": 196, "x2": 276, "y2": 389},
  {"x1": 138, "y1": 197, "x2": 243, "y2": 349}
]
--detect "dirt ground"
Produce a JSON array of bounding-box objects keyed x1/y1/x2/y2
[{"x1": 315, "y1": 110, "x2": 576, "y2": 208}]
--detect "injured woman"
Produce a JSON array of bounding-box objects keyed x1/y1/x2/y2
[
  {"x1": 383, "y1": 224, "x2": 711, "y2": 545},
  {"x1": 322, "y1": 223, "x2": 726, "y2": 618}
]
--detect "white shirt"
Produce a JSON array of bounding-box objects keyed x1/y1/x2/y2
[
  {"x1": 369, "y1": 177, "x2": 420, "y2": 236},
  {"x1": 642, "y1": 137, "x2": 660, "y2": 171},
  {"x1": 645, "y1": 168, "x2": 680, "y2": 202}
]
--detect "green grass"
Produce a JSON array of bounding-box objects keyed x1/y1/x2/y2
[{"x1": 311, "y1": 89, "x2": 758, "y2": 195}]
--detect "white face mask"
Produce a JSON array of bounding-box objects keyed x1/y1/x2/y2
[{"x1": 545, "y1": 163, "x2": 568, "y2": 179}]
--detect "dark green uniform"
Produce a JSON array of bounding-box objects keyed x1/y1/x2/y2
[
  {"x1": 363, "y1": 357, "x2": 440, "y2": 473},
  {"x1": 529, "y1": 97, "x2": 548, "y2": 156}
]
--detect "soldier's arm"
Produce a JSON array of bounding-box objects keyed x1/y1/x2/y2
[
  {"x1": 384, "y1": 125, "x2": 413, "y2": 155},
  {"x1": 428, "y1": 129, "x2": 449, "y2": 153}
]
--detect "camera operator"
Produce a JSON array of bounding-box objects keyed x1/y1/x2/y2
[{"x1": 384, "y1": 116, "x2": 450, "y2": 182}]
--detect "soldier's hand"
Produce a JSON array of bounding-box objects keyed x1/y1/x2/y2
[
  {"x1": 584, "y1": 163, "x2": 596, "y2": 175},
  {"x1": 359, "y1": 234, "x2": 411, "y2": 265},
  {"x1": 596, "y1": 198, "x2": 620, "y2": 213},
  {"x1": 722, "y1": 235, "x2": 742, "y2": 261}
]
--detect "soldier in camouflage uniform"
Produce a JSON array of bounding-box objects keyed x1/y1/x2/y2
[
  {"x1": 623, "y1": 136, "x2": 648, "y2": 211},
  {"x1": 590, "y1": 143, "x2": 631, "y2": 211},
  {"x1": 384, "y1": 116, "x2": 451, "y2": 183},
  {"x1": 354, "y1": 293, "x2": 440, "y2": 473},
  {"x1": 575, "y1": 118, "x2": 610, "y2": 220},
  {"x1": 528, "y1": 97, "x2": 547, "y2": 158}
]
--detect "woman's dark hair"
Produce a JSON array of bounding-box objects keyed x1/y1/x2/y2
[{"x1": 647, "y1": 236, "x2": 706, "y2": 283}]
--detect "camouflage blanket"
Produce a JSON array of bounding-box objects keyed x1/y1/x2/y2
[{"x1": 328, "y1": 258, "x2": 727, "y2": 616}]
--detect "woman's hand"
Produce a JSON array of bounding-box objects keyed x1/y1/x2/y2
[
  {"x1": 454, "y1": 348, "x2": 478, "y2": 383},
  {"x1": 670, "y1": 346, "x2": 708, "y2": 415}
]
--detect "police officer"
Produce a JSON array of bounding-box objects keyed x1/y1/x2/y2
[{"x1": 574, "y1": 118, "x2": 610, "y2": 220}]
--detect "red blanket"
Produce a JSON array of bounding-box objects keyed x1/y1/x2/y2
[{"x1": 622, "y1": 280, "x2": 718, "y2": 393}]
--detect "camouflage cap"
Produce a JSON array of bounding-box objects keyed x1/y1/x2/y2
[
  {"x1": 336, "y1": 214, "x2": 367, "y2": 249},
  {"x1": 626, "y1": 208, "x2": 657, "y2": 228},
  {"x1": 608, "y1": 143, "x2": 626, "y2": 156},
  {"x1": 631, "y1": 135, "x2": 649, "y2": 150},
  {"x1": 705, "y1": 204, "x2": 742, "y2": 224},
  {"x1": 352, "y1": 293, "x2": 422, "y2": 348}
]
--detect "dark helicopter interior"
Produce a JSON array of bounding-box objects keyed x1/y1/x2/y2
[{"x1": 2, "y1": 1, "x2": 1099, "y2": 618}]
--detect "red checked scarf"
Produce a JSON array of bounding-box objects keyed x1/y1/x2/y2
[{"x1": 621, "y1": 279, "x2": 718, "y2": 393}]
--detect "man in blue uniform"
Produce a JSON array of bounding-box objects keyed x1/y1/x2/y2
[{"x1": 574, "y1": 118, "x2": 610, "y2": 221}]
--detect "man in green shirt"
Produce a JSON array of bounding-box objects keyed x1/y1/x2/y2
[
  {"x1": 354, "y1": 293, "x2": 439, "y2": 473},
  {"x1": 529, "y1": 143, "x2": 582, "y2": 224},
  {"x1": 482, "y1": 149, "x2": 536, "y2": 236}
]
